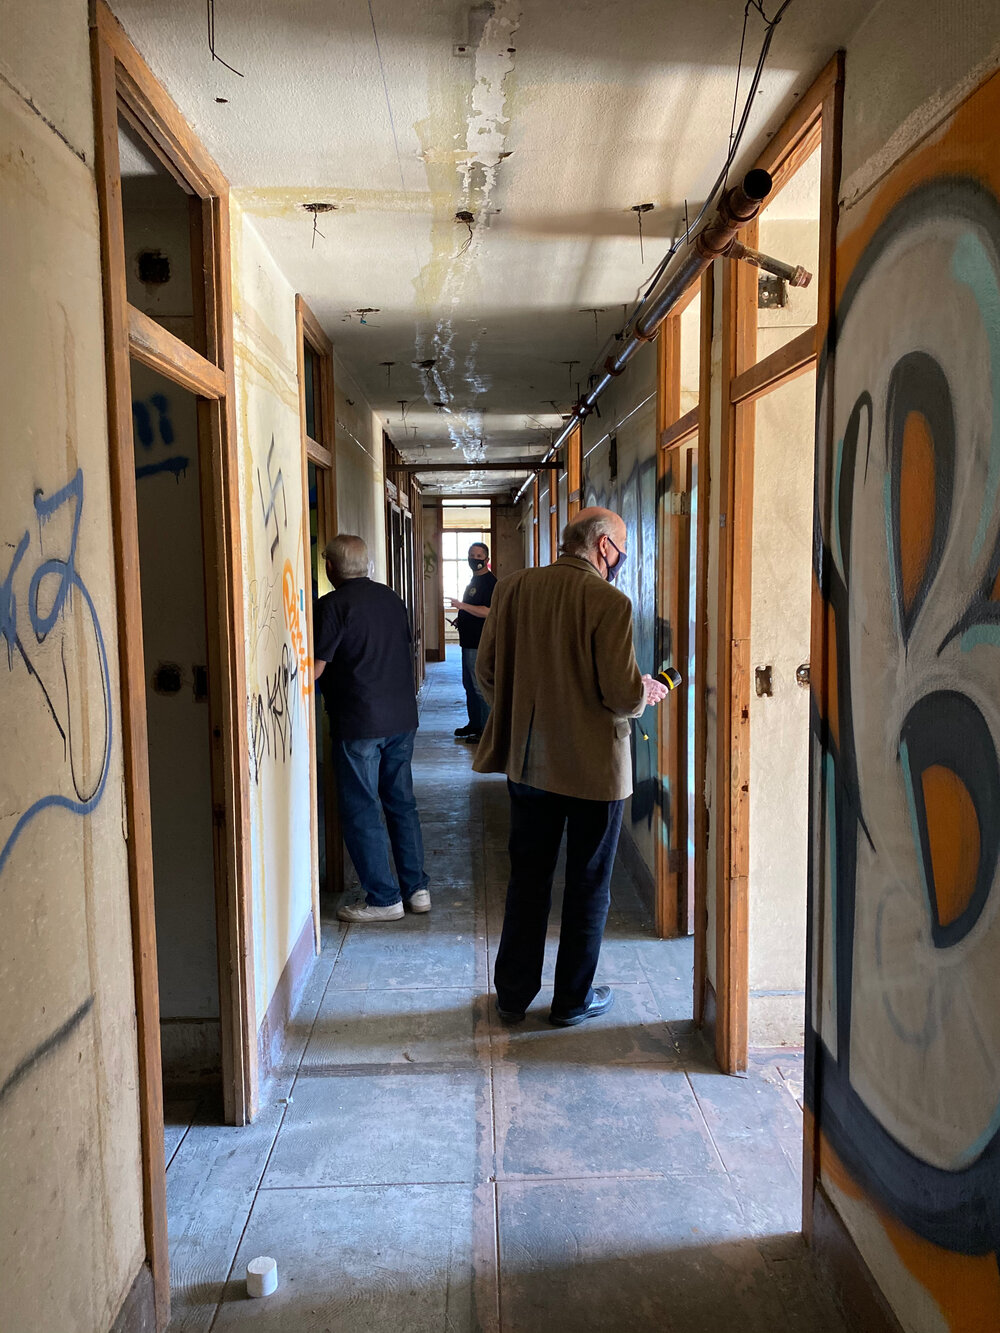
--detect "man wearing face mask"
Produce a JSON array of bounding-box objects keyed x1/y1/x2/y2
[
  {"x1": 447, "y1": 542, "x2": 497, "y2": 743},
  {"x1": 473, "y1": 507, "x2": 669, "y2": 1026}
]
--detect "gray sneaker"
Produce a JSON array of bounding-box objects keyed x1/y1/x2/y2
[
  {"x1": 405, "y1": 890, "x2": 431, "y2": 913},
  {"x1": 337, "y1": 900, "x2": 404, "y2": 923}
]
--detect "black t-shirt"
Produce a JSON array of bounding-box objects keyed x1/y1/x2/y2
[
  {"x1": 456, "y1": 568, "x2": 497, "y2": 649},
  {"x1": 314, "y1": 578, "x2": 418, "y2": 739}
]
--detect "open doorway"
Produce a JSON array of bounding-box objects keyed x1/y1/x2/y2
[
  {"x1": 131, "y1": 365, "x2": 224, "y2": 1092},
  {"x1": 711, "y1": 60, "x2": 841, "y2": 1079},
  {"x1": 296, "y1": 296, "x2": 340, "y2": 904},
  {"x1": 441, "y1": 504, "x2": 492, "y2": 645},
  {"x1": 655, "y1": 275, "x2": 708, "y2": 943}
]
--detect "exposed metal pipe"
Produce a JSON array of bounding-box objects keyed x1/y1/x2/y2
[
  {"x1": 728, "y1": 239, "x2": 812, "y2": 288},
  {"x1": 396, "y1": 459, "x2": 560, "y2": 473},
  {"x1": 513, "y1": 169, "x2": 772, "y2": 503}
]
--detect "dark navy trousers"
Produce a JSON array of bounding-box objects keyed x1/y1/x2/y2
[{"x1": 494, "y1": 780, "x2": 625, "y2": 1018}]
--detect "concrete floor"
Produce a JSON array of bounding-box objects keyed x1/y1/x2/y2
[{"x1": 163, "y1": 650, "x2": 849, "y2": 1332}]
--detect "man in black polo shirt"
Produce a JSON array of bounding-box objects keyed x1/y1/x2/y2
[
  {"x1": 314, "y1": 534, "x2": 430, "y2": 923},
  {"x1": 448, "y1": 541, "x2": 497, "y2": 743}
]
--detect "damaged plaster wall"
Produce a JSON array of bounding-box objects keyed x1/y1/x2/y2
[{"x1": 0, "y1": 5, "x2": 145, "y2": 1327}]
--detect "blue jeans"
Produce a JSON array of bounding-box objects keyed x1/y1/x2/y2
[
  {"x1": 461, "y1": 646, "x2": 489, "y2": 733},
  {"x1": 335, "y1": 731, "x2": 428, "y2": 907},
  {"x1": 494, "y1": 781, "x2": 625, "y2": 1017}
]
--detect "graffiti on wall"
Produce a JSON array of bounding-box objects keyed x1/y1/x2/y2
[
  {"x1": 133, "y1": 392, "x2": 190, "y2": 482},
  {"x1": 810, "y1": 71, "x2": 1000, "y2": 1311},
  {"x1": 257, "y1": 434, "x2": 287, "y2": 561},
  {"x1": 247, "y1": 433, "x2": 307, "y2": 783},
  {"x1": 249, "y1": 642, "x2": 298, "y2": 782},
  {"x1": 0, "y1": 469, "x2": 113, "y2": 874},
  {"x1": 282, "y1": 559, "x2": 311, "y2": 703},
  {"x1": 587, "y1": 455, "x2": 661, "y2": 829}
]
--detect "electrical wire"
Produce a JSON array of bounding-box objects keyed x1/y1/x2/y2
[
  {"x1": 206, "y1": 0, "x2": 244, "y2": 77},
  {"x1": 584, "y1": 0, "x2": 795, "y2": 379},
  {"x1": 514, "y1": 0, "x2": 794, "y2": 504}
]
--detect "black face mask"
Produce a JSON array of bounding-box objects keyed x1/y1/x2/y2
[
  {"x1": 468, "y1": 556, "x2": 486, "y2": 572},
  {"x1": 603, "y1": 538, "x2": 627, "y2": 583}
]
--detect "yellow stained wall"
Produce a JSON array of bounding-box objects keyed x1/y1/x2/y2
[
  {"x1": 0, "y1": 9, "x2": 145, "y2": 1328},
  {"x1": 231, "y1": 201, "x2": 314, "y2": 1028}
]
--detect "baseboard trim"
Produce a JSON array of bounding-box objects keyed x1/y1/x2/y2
[
  {"x1": 110, "y1": 1262, "x2": 156, "y2": 1333},
  {"x1": 617, "y1": 822, "x2": 656, "y2": 916},
  {"x1": 811, "y1": 1182, "x2": 906, "y2": 1333},
  {"x1": 256, "y1": 912, "x2": 315, "y2": 1084}
]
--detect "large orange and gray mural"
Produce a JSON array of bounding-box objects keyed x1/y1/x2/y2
[{"x1": 809, "y1": 70, "x2": 1000, "y2": 1327}]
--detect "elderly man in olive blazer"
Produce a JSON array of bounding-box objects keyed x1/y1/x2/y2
[{"x1": 474, "y1": 507, "x2": 668, "y2": 1026}]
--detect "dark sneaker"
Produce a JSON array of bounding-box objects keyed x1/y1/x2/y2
[
  {"x1": 496, "y1": 1000, "x2": 526, "y2": 1024},
  {"x1": 549, "y1": 985, "x2": 614, "y2": 1027},
  {"x1": 454, "y1": 724, "x2": 475, "y2": 737}
]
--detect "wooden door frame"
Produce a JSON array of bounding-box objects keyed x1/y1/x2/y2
[
  {"x1": 654, "y1": 278, "x2": 705, "y2": 939},
  {"x1": 92, "y1": 3, "x2": 256, "y2": 1320},
  {"x1": 531, "y1": 477, "x2": 541, "y2": 565},
  {"x1": 712, "y1": 53, "x2": 843, "y2": 1078},
  {"x1": 567, "y1": 426, "x2": 583, "y2": 520},
  {"x1": 295, "y1": 295, "x2": 340, "y2": 918},
  {"x1": 430, "y1": 500, "x2": 446, "y2": 661}
]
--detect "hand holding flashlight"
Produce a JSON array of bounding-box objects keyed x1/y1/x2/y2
[
  {"x1": 642, "y1": 674, "x2": 669, "y2": 705},
  {"x1": 635, "y1": 665, "x2": 683, "y2": 740}
]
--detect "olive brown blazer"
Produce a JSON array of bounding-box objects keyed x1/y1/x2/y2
[{"x1": 472, "y1": 555, "x2": 646, "y2": 802}]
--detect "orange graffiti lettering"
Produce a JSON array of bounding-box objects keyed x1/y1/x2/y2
[{"x1": 282, "y1": 560, "x2": 311, "y2": 699}]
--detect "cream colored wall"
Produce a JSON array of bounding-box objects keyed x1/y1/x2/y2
[
  {"x1": 332, "y1": 352, "x2": 386, "y2": 580},
  {"x1": 0, "y1": 13, "x2": 145, "y2": 1330},
  {"x1": 231, "y1": 202, "x2": 314, "y2": 1028},
  {"x1": 746, "y1": 370, "x2": 816, "y2": 1047}
]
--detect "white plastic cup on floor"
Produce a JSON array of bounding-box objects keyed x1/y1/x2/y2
[{"x1": 246, "y1": 1256, "x2": 278, "y2": 1298}]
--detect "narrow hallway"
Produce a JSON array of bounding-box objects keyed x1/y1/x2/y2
[{"x1": 164, "y1": 651, "x2": 847, "y2": 1332}]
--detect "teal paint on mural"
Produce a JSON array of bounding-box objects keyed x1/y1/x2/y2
[
  {"x1": 961, "y1": 624, "x2": 1000, "y2": 651},
  {"x1": 951, "y1": 231, "x2": 1000, "y2": 561}
]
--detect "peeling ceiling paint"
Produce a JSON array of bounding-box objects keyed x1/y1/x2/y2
[{"x1": 110, "y1": 0, "x2": 871, "y2": 491}]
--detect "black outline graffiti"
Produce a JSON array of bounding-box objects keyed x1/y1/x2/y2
[
  {"x1": 0, "y1": 995, "x2": 94, "y2": 1107},
  {"x1": 1, "y1": 470, "x2": 113, "y2": 875},
  {"x1": 249, "y1": 642, "x2": 298, "y2": 781},
  {"x1": 257, "y1": 435, "x2": 287, "y2": 561}
]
